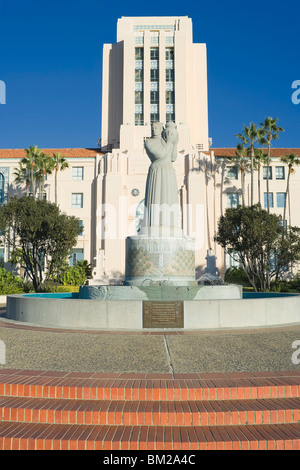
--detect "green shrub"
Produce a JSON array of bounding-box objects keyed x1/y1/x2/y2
[
  {"x1": 60, "y1": 265, "x2": 87, "y2": 286},
  {"x1": 271, "y1": 275, "x2": 300, "y2": 293},
  {"x1": 224, "y1": 267, "x2": 251, "y2": 287},
  {"x1": 0, "y1": 268, "x2": 24, "y2": 294}
]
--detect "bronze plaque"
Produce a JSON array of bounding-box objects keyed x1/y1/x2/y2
[{"x1": 143, "y1": 301, "x2": 184, "y2": 328}]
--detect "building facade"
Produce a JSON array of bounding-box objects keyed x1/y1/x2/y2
[{"x1": 0, "y1": 16, "x2": 299, "y2": 282}]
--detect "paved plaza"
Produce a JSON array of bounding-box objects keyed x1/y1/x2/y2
[{"x1": 1, "y1": 305, "x2": 300, "y2": 375}]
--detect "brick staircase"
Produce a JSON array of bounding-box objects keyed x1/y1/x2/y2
[{"x1": 0, "y1": 369, "x2": 299, "y2": 450}]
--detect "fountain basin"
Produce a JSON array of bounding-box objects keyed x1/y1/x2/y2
[{"x1": 5, "y1": 290, "x2": 300, "y2": 331}]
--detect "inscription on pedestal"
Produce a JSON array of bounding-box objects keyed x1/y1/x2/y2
[{"x1": 143, "y1": 301, "x2": 184, "y2": 328}]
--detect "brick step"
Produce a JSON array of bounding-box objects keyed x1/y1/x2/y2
[
  {"x1": 1, "y1": 395, "x2": 299, "y2": 427},
  {"x1": 1, "y1": 370, "x2": 300, "y2": 401},
  {"x1": 0, "y1": 421, "x2": 300, "y2": 450}
]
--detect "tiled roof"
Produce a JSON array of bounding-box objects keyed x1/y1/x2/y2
[
  {"x1": 0, "y1": 148, "x2": 103, "y2": 159},
  {"x1": 210, "y1": 148, "x2": 300, "y2": 158},
  {"x1": 0, "y1": 147, "x2": 299, "y2": 159}
]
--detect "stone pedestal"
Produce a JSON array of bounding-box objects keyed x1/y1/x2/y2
[{"x1": 124, "y1": 231, "x2": 196, "y2": 286}]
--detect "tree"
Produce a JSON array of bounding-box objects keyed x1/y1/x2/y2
[
  {"x1": 36, "y1": 152, "x2": 53, "y2": 200},
  {"x1": 235, "y1": 123, "x2": 264, "y2": 206},
  {"x1": 259, "y1": 117, "x2": 284, "y2": 212},
  {"x1": 21, "y1": 145, "x2": 42, "y2": 199},
  {"x1": 234, "y1": 144, "x2": 249, "y2": 206},
  {"x1": 214, "y1": 204, "x2": 300, "y2": 291},
  {"x1": 254, "y1": 149, "x2": 268, "y2": 206},
  {"x1": 280, "y1": 153, "x2": 300, "y2": 230},
  {"x1": 0, "y1": 197, "x2": 81, "y2": 291},
  {"x1": 52, "y1": 153, "x2": 69, "y2": 204},
  {"x1": 13, "y1": 161, "x2": 30, "y2": 196}
]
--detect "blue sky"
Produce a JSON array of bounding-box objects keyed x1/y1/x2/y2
[{"x1": 0, "y1": 0, "x2": 299, "y2": 149}]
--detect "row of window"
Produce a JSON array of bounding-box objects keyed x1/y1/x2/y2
[
  {"x1": 227, "y1": 192, "x2": 286, "y2": 208},
  {"x1": 135, "y1": 47, "x2": 175, "y2": 125},
  {"x1": 227, "y1": 166, "x2": 286, "y2": 180},
  {"x1": 135, "y1": 47, "x2": 174, "y2": 61}
]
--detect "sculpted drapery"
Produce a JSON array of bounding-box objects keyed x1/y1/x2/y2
[{"x1": 143, "y1": 122, "x2": 179, "y2": 229}]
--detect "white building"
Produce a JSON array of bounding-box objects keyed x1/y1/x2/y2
[{"x1": 0, "y1": 16, "x2": 299, "y2": 282}]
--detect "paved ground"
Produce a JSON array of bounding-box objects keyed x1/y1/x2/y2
[{"x1": 1, "y1": 304, "x2": 300, "y2": 375}]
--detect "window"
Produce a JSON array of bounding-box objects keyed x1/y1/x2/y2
[
  {"x1": 0, "y1": 248, "x2": 4, "y2": 268},
  {"x1": 166, "y1": 113, "x2": 175, "y2": 122},
  {"x1": 69, "y1": 248, "x2": 84, "y2": 267},
  {"x1": 135, "y1": 114, "x2": 144, "y2": 126},
  {"x1": 166, "y1": 69, "x2": 174, "y2": 82},
  {"x1": 135, "y1": 91, "x2": 143, "y2": 104},
  {"x1": 226, "y1": 166, "x2": 238, "y2": 180},
  {"x1": 135, "y1": 35, "x2": 144, "y2": 45},
  {"x1": 136, "y1": 199, "x2": 145, "y2": 233},
  {"x1": 166, "y1": 90, "x2": 174, "y2": 104},
  {"x1": 150, "y1": 68, "x2": 159, "y2": 82},
  {"x1": 226, "y1": 250, "x2": 241, "y2": 268},
  {"x1": 135, "y1": 69, "x2": 143, "y2": 82},
  {"x1": 78, "y1": 220, "x2": 83, "y2": 236},
  {"x1": 275, "y1": 166, "x2": 285, "y2": 180},
  {"x1": 150, "y1": 90, "x2": 159, "y2": 104},
  {"x1": 150, "y1": 47, "x2": 159, "y2": 60},
  {"x1": 72, "y1": 193, "x2": 83, "y2": 208},
  {"x1": 165, "y1": 47, "x2": 174, "y2": 60},
  {"x1": 263, "y1": 166, "x2": 272, "y2": 180},
  {"x1": 276, "y1": 192, "x2": 286, "y2": 208},
  {"x1": 135, "y1": 50, "x2": 144, "y2": 126},
  {"x1": 227, "y1": 193, "x2": 239, "y2": 208},
  {"x1": 135, "y1": 47, "x2": 144, "y2": 60},
  {"x1": 150, "y1": 113, "x2": 159, "y2": 123},
  {"x1": 0, "y1": 173, "x2": 5, "y2": 205},
  {"x1": 72, "y1": 167, "x2": 84, "y2": 180},
  {"x1": 264, "y1": 192, "x2": 273, "y2": 208},
  {"x1": 279, "y1": 219, "x2": 287, "y2": 230}
]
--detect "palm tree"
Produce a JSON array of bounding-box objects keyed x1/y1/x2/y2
[
  {"x1": 259, "y1": 117, "x2": 284, "y2": 212},
  {"x1": 21, "y1": 145, "x2": 42, "y2": 199},
  {"x1": 233, "y1": 143, "x2": 249, "y2": 206},
  {"x1": 280, "y1": 153, "x2": 300, "y2": 231},
  {"x1": 13, "y1": 161, "x2": 30, "y2": 196},
  {"x1": 36, "y1": 152, "x2": 53, "y2": 200},
  {"x1": 52, "y1": 153, "x2": 69, "y2": 204},
  {"x1": 254, "y1": 149, "x2": 268, "y2": 206},
  {"x1": 235, "y1": 123, "x2": 264, "y2": 206}
]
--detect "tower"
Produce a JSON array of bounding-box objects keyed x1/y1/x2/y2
[
  {"x1": 95, "y1": 17, "x2": 209, "y2": 281},
  {"x1": 101, "y1": 16, "x2": 209, "y2": 155}
]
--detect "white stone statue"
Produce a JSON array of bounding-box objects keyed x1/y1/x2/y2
[{"x1": 143, "y1": 122, "x2": 180, "y2": 230}]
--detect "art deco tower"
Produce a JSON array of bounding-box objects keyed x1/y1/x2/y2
[{"x1": 101, "y1": 16, "x2": 209, "y2": 155}]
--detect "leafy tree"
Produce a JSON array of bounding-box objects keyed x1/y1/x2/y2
[
  {"x1": 259, "y1": 117, "x2": 284, "y2": 212},
  {"x1": 0, "y1": 197, "x2": 81, "y2": 291},
  {"x1": 214, "y1": 204, "x2": 300, "y2": 291}
]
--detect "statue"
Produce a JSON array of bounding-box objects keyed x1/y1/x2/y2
[{"x1": 143, "y1": 122, "x2": 179, "y2": 229}]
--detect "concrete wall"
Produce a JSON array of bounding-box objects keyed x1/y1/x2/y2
[{"x1": 6, "y1": 294, "x2": 300, "y2": 331}]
